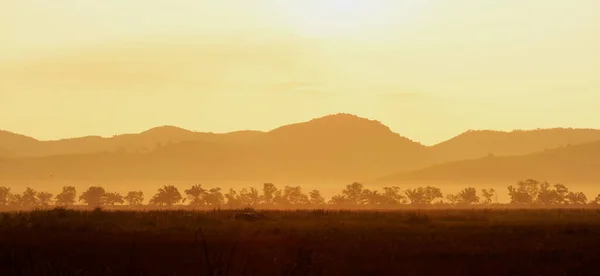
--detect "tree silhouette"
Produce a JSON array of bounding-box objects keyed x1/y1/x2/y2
[
  {"x1": 454, "y1": 187, "x2": 479, "y2": 204},
  {"x1": 328, "y1": 194, "x2": 349, "y2": 205},
  {"x1": 341, "y1": 182, "x2": 364, "y2": 204},
  {"x1": 79, "y1": 186, "x2": 107, "y2": 207},
  {"x1": 239, "y1": 187, "x2": 260, "y2": 206},
  {"x1": 382, "y1": 186, "x2": 406, "y2": 204},
  {"x1": 225, "y1": 188, "x2": 242, "y2": 208},
  {"x1": 104, "y1": 192, "x2": 124, "y2": 205},
  {"x1": 481, "y1": 188, "x2": 496, "y2": 204},
  {"x1": 21, "y1": 187, "x2": 39, "y2": 207},
  {"x1": 554, "y1": 184, "x2": 570, "y2": 203},
  {"x1": 280, "y1": 186, "x2": 309, "y2": 205},
  {"x1": 0, "y1": 186, "x2": 10, "y2": 206},
  {"x1": 204, "y1": 188, "x2": 224, "y2": 206},
  {"x1": 361, "y1": 189, "x2": 386, "y2": 205},
  {"x1": 591, "y1": 194, "x2": 600, "y2": 204},
  {"x1": 149, "y1": 185, "x2": 182, "y2": 206},
  {"x1": 37, "y1": 192, "x2": 53, "y2": 207},
  {"x1": 566, "y1": 192, "x2": 587, "y2": 205},
  {"x1": 10, "y1": 194, "x2": 23, "y2": 207},
  {"x1": 507, "y1": 179, "x2": 540, "y2": 204},
  {"x1": 309, "y1": 190, "x2": 325, "y2": 205},
  {"x1": 446, "y1": 194, "x2": 460, "y2": 204},
  {"x1": 261, "y1": 183, "x2": 278, "y2": 204},
  {"x1": 536, "y1": 182, "x2": 568, "y2": 205},
  {"x1": 185, "y1": 185, "x2": 207, "y2": 206},
  {"x1": 55, "y1": 186, "x2": 77, "y2": 206},
  {"x1": 124, "y1": 191, "x2": 144, "y2": 206},
  {"x1": 405, "y1": 186, "x2": 442, "y2": 204}
]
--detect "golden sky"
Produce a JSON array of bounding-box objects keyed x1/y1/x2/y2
[{"x1": 1, "y1": 0, "x2": 599, "y2": 145}]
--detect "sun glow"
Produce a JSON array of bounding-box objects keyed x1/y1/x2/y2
[{"x1": 277, "y1": 0, "x2": 424, "y2": 38}]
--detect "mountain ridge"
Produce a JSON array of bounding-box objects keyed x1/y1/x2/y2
[
  {"x1": 381, "y1": 139, "x2": 600, "y2": 184},
  {"x1": 2, "y1": 113, "x2": 600, "y2": 183}
]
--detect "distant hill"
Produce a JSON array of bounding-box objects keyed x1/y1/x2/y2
[
  {"x1": 0, "y1": 114, "x2": 430, "y2": 182},
  {"x1": 0, "y1": 127, "x2": 264, "y2": 157},
  {"x1": 381, "y1": 140, "x2": 600, "y2": 184},
  {"x1": 0, "y1": 147, "x2": 13, "y2": 158},
  {"x1": 432, "y1": 128, "x2": 600, "y2": 162},
  {"x1": 2, "y1": 114, "x2": 600, "y2": 182}
]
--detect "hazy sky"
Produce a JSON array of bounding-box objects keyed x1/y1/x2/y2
[{"x1": 1, "y1": 0, "x2": 599, "y2": 145}]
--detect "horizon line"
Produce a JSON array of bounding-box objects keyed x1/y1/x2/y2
[{"x1": 2, "y1": 113, "x2": 599, "y2": 147}]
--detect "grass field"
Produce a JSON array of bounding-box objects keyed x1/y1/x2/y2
[{"x1": 1, "y1": 208, "x2": 599, "y2": 275}]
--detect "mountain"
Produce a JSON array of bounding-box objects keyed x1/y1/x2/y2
[
  {"x1": 2, "y1": 114, "x2": 600, "y2": 183},
  {"x1": 0, "y1": 114, "x2": 430, "y2": 182},
  {"x1": 0, "y1": 147, "x2": 13, "y2": 158},
  {"x1": 0, "y1": 127, "x2": 264, "y2": 158},
  {"x1": 381, "y1": 140, "x2": 600, "y2": 184},
  {"x1": 432, "y1": 128, "x2": 600, "y2": 162}
]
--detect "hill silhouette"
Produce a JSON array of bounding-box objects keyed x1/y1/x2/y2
[
  {"x1": 0, "y1": 147, "x2": 12, "y2": 158},
  {"x1": 0, "y1": 114, "x2": 430, "y2": 182},
  {"x1": 1, "y1": 114, "x2": 600, "y2": 182},
  {"x1": 432, "y1": 128, "x2": 600, "y2": 162},
  {"x1": 381, "y1": 140, "x2": 600, "y2": 184},
  {"x1": 0, "y1": 127, "x2": 263, "y2": 157}
]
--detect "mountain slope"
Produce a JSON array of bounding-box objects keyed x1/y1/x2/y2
[
  {"x1": 432, "y1": 128, "x2": 600, "y2": 162},
  {"x1": 381, "y1": 140, "x2": 600, "y2": 183},
  {"x1": 0, "y1": 147, "x2": 13, "y2": 158},
  {"x1": 0, "y1": 114, "x2": 430, "y2": 182},
  {"x1": 0, "y1": 126, "x2": 264, "y2": 157}
]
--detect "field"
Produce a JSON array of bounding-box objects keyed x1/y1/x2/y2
[{"x1": 1, "y1": 208, "x2": 600, "y2": 275}]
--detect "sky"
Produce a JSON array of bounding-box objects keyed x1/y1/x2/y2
[{"x1": 1, "y1": 0, "x2": 599, "y2": 145}]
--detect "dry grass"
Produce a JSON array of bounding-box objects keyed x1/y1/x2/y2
[{"x1": 1, "y1": 208, "x2": 600, "y2": 275}]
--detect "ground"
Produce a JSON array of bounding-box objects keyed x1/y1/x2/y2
[{"x1": 0, "y1": 208, "x2": 599, "y2": 275}]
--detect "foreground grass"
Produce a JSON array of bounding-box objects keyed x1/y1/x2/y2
[{"x1": 1, "y1": 208, "x2": 600, "y2": 275}]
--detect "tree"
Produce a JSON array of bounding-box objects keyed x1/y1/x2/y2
[
  {"x1": 280, "y1": 186, "x2": 309, "y2": 205},
  {"x1": 261, "y1": 183, "x2": 278, "y2": 204},
  {"x1": 381, "y1": 186, "x2": 406, "y2": 204},
  {"x1": 328, "y1": 194, "x2": 349, "y2": 205},
  {"x1": 149, "y1": 185, "x2": 182, "y2": 206},
  {"x1": 79, "y1": 186, "x2": 107, "y2": 207},
  {"x1": 554, "y1": 184, "x2": 570, "y2": 203},
  {"x1": 446, "y1": 194, "x2": 460, "y2": 204},
  {"x1": 239, "y1": 187, "x2": 260, "y2": 206},
  {"x1": 455, "y1": 187, "x2": 479, "y2": 204},
  {"x1": 309, "y1": 190, "x2": 325, "y2": 205},
  {"x1": 37, "y1": 192, "x2": 53, "y2": 207},
  {"x1": 481, "y1": 188, "x2": 496, "y2": 204},
  {"x1": 361, "y1": 189, "x2": 386, "y2": 205},
  {"x1": 507, "y1": 179, "x2": 540, "y2": 204},
  {"x1": 21, "y1": 187, "x2": 39, "y2": 207},
  {"x1": 0, "y1": 186, "x2": 10, "y2": 206},
  {"x1": 10, "y1": 194, "x2": 23, "y2": 207},
  {"x1": 124, "y1": 191, "x2": 144, "y2": 206},
  {"x1": 204, "y1": 188, "x2": 224, "y2": 206},
  {"x1": 104, "y1": 192, "x2": 124, "y2": 205},
  {"x1": 225, "y1": 188, "x2": 242, "y2": 208},
  {"x1": 185, "y1": 185, "x2": 207, "y2": 206},
  {"x1": 341, "y1": 182, "x2": 365, "y2": 204},
  {"x1": 55, "y1": 186, "x2": 77, "y2": 206},
  {"x1": 591, "y1": 194, "x2": 600, "y2": 204},
  {"x1": 405, "y1": 186, "x2": 443, "y2": 205},
  {"x1": 536, "y1": 182, "x2": 569, "y2": 205},
  {"x1": 566, "y1": 192, "x2": 587, "y2": 205}
]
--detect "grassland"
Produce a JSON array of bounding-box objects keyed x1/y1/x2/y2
[{"x1": 1, "y1": 208, "x2": 599, "y2": 275}]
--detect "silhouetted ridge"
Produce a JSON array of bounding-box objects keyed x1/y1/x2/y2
[
  {"x1": 267, "y1": 113, "x2": 420, "y2": 145},
  {"x1": 140, "y1": 125, "x2": 195, "y2": 136},
  {"x1": 382, "y1": 140, "x2": 600, "y2": 183},
  {"x1": 432, "y1": 128, "x2": 600, "y2": 162}
]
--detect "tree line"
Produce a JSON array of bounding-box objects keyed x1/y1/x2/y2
[{"x1": 0, "y1": 179, "x2": 599, "y2": 209}]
